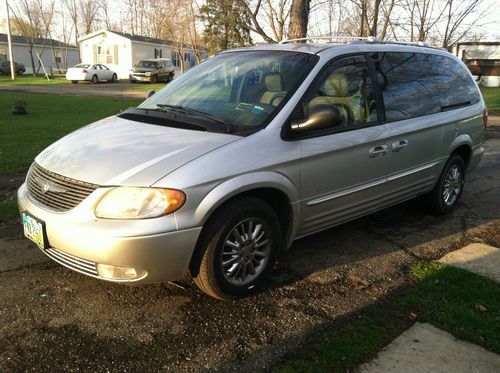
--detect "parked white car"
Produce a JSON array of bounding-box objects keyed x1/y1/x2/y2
[{"x1": 66, "y1": 63, "x2": 118, "y2": 84}]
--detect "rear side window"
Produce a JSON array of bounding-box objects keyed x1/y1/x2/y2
[{"x1": 371, "y1": 52, "x2": 480, "y2": 122}]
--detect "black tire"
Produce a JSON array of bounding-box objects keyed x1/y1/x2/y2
[
  {"x1": 129, "y1": 79, "x2": 135, "y2": 83},
  {"x1": 193, "y1": 197, "x2": 281, "y2": 300},
  {"x1": 91, "y1": 75, "x2": 98, "y2": 84},
  {"x1": 425, "y1": 154, "x2": 465, "y2": 214},
  {"x1": 71, "y1": 80, "x2": 78, "y2": 84},
  {"x1": 17, "y1": 69, "x2": 24, "y2": 75},
  {"x1": 168, "y1": 72, "x2": 173, "y2": 82},
  {"x1": 151, "y1": 75, "x2": 157, "y2": 84},
  {"x1": 111, "y1": 73, "x2": 117, "y2": 82}
]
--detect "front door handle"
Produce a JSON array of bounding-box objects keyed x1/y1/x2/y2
[
  {"x1": 392, "y1": 139, "x2": 409, "y2": 152},
  {"x1": 369, "y1": 145, "x2": 388, "y2": 158}
]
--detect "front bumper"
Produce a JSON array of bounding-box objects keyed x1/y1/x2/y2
[
  {"x1": 18, "y1": 183, "x2": 202, "y2": 284},
  {"x1": 129, "y1": 74, "x2": 153, "y2": 82}
]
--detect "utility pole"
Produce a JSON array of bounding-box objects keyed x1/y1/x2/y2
[{"x1": 5, "y1": 0, "x2": 16, "y2": 80}]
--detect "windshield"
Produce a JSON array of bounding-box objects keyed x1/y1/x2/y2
[
  {"x1": 139, "y1": 51, "x2": 318, "y2": 134},
  {"x1": 137, "y1": 61, "x2": 157, "y2": 68}
]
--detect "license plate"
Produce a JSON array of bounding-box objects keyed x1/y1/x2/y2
[{"x1": 22, "y1": 212, "x2": 46, "y2": 249}]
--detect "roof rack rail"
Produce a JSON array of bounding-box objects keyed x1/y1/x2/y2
[
  {"x1": 279, "y1": 35, "x2": 436, "y2": 49},
  {"x1": 379, "y1": 39, "x2": 430, "y2": 47},
  {"x1": 279, "y1": 35, "x2": 378, "y2": 44}
]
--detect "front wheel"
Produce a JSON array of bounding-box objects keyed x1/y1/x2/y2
[
  {"x1": 193, "y1": 197, "x2": 281, "y2": 300},
  {"x1": 151, "y1": 75, "x2": 157, "y2": 84},
  {"x1": 71, "y1": 80, "x2": 78, "y2": 84},
  {"x1": 111, "y1": 73, "x2": 117, "y2": 82},
  {"x1": 425, "y1": 154, "x2": 465, "y2": 214}
]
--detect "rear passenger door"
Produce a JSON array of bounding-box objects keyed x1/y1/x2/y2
[
  {"x1": 369, "y1": 52, "x2": 450, "y2": 195},
  {"x1": 295, "y1": 53, "x2": 442, "y2": 236}
]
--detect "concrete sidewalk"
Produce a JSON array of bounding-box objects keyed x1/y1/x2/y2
[
  {"x1": 359, "y1": 323, "x2": 500, "y2": 373},
  {"x1": 361, "y1": 243, "x2": 500, "y2": 372}
]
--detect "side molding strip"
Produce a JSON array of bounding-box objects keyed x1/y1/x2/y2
[{"x1": 307, "y1": 161, "x2": 439, "y2": 206}]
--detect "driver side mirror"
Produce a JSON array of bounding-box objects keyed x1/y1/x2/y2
[{"x1": 291, "y1": 105, "x2": 342, "y2": 132}]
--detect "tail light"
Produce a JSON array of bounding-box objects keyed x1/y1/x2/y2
[
  {"x1": 82, "y1": 69, "x2": 88, "y2": 74},
  {"x1": 483, "y1": 108, "x2": 488, "y2": 129}
]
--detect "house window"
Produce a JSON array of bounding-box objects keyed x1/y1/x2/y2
[
  {"x1": 54, "y1": 50, "x2": 62, "y2": 64},
  {"x1": 184, "y1": 52, "x2": 191, "y2": 62},
  {"x1": 0, "y1": 48, "x2": 6, "y2": 61},
  {"x1": 154, "y1": 48, "x2": 162, "y2": 58},
  {"x1": 97, "y1": 46, "x2": 114, "y2": 64},
  {"x1": 172, "y1": 51, "x2": 180, "y2": 67}
]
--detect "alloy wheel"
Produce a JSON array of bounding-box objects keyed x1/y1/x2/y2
[{"x1": 221, "y1": 218, "x2": 271, "y2": 286}]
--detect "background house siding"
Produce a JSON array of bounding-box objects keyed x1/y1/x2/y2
[{"x1": 0, "y1": 42, "x2": 78, "y2": 75}]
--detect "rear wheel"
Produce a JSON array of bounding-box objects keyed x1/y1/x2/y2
[
  {"x1": 425, "y1": 154, "x2": 465, "y2": 214},
  {"x1": 91, "y1": 75, "x2": 98, "y2": 84},
  {"x1": 193, "y1": 197, "x2": 281, "y2": 300},
  {"x1": 71, "y1": 80, "x2": 78, "y2": 84}
]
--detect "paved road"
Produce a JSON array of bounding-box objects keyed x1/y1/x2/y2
[
  {"x1": 0, "y1": 81, "x2": 154, "y2": 99},
  {"x1": 0, "y1": 125, "x2": 499, "y2": 372}
]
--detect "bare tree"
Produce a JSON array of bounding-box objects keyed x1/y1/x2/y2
[
  {"x1": 11, "y1": 0, "x2": 54, "y2": 76},
  {"x1": 440, "y1": 0, "x2": 487, "y2": 49}
]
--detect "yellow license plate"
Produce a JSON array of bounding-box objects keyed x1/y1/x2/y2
[{"x1": 22, "y1": 212, "x2": 45, "y2": 249}]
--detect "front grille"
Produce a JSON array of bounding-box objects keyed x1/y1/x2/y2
[
  {"x1": 41, "y1": 247, "x2": 99, "y2": 278},
  {"x1": 27, "y1": 163, "x2": 99, "y2": 212}
]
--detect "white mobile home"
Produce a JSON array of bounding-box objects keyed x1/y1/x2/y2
[
  {"x1": 78, "y1": 30, "x2": 204, "y2": 80},
  {"x1": 454, "y1": 41, "x2": 500, "y2": 87},
  {"x1": 0, "y1": 34, "x2": 78, "y2": 75}
]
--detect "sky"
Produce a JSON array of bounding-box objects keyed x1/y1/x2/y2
[{"x1": 0, "y1": 0, "x2": 499, "y2": 42}]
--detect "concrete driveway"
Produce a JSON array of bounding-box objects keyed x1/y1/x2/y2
[
  {"x1": 0, "y1": 124, "x2": 499, "y2": 372},
  {"x1": 0, "y1": 80, "x2": 154, "y2": 99}
]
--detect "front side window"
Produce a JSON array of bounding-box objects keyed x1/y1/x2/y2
[
  {"x1": 298, "y1": 55, "x2": 379, "y2": 134},
  {"x1": 140, "y1": 51, "x2": 318, "y2": 134},
  {"x1": 372, "y1": 52, "x2": 480, "y2": 122}
]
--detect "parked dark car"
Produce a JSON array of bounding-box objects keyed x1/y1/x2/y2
[
  {"x1": 129, "y1": 59, "x2": 175, "y2": 83},
  {"x1": 0, "y1": 61, "x2": 26, "y2": 75}
]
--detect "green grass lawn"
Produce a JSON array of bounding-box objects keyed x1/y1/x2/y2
[
  {"x1": 0, "y1": 75, "x2": 71, "y2": 86},
  {"x1": 480, "y1": 87, "x2": 500, "y2": 115},
  {"x1": 277, "y1": 263, "x2": 500, "y2": 372}
]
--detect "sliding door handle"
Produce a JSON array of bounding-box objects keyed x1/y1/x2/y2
[
  {"x1": 392, "y1": 139, "x2": 409, "y2": 152},
  {"x1": 369, "y1": 145, "x2": 388, "y2": 158}
]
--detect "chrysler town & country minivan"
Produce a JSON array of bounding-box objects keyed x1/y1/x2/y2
[{"x1": 18, "y1": 38, "x2": 487, "y2": 299}]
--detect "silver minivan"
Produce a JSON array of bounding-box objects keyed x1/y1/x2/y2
[{"x1": 18, "y1": 39, "x2": 487, "y2": 300}]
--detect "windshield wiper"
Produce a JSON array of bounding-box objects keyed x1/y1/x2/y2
[{"x1": 156, "y1": 104, "x2": 233, "y2": 133}]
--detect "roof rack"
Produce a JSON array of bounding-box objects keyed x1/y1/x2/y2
[
  {"x1": 279, "y1": 35, "x2": 433, "y2": 48},
  {"x1": 279, "y1": 35, "x2": 378, "y2": 44}
]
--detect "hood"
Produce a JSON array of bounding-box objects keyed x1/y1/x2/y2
[
  {"x1": 35, "y1": 116, "x2": 239, "y2": 186},
  {"x1": 132, "y1": 67, "x2": 156, "y2": 73}
]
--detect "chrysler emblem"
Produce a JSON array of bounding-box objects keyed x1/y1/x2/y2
[{"x1": 35, "y1": 177, "x2": 66, "y2": 194}]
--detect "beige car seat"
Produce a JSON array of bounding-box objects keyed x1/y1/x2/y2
[
  {"x1": 260, "y1": 74, "x2": 287, "y2": 106},
  {"x1": 309, "y1": 73, "x2": 369, "y2": 126}
]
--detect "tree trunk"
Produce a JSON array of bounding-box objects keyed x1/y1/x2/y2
[
  {"x1": 287, "y1": 0, "x2": 311, "y2": 40},
  {"x1": 28, "y1": 45, "x2": 36, "y2": 77}
]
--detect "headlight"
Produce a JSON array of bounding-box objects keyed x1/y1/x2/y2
[
  {"x1": 145, "y1": 71, "x2": 152, "y2": 76},
  {"x1": 95, "y1": 187, "x2": 185, "y2": 219}
]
